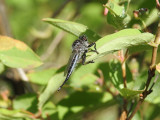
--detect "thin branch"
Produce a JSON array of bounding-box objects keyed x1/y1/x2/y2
[
  {"x1": 41, "y1": 31, "x2": 65, "y2": 61},
  {"x1": 16, "y1": 68, "x2": 28, "y2": 82},
  {"x1": 119, "y1": 50, "x2": 128, "y2": 120},
  {"x1": 128, "y1": 5, "x2": 160, "y2": 119},
  {"x1": 119, "y1": 50, "x2": 129, "y2": 89},
  {"x1": 97, "y1": 69, "x2": 117, "y2": 97},
  {"x1": 52, "y1": 0, "x2": 73, "y2": 18},
  {"x1": 17, "y1": 68, "x2": 34, "y2": 93},
  {"x1": 127, "y1": 100, "x2": 143, "y2": 120},
  {"x1": 122, "y1": 60, "x2": 127, "y2": 88},
  {"x1": 0, "y1": 0, "x2": 12, "y2": 36}
]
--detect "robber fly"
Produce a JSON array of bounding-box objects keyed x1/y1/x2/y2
[{"x1": 58, "y1": 35, "x2": 99, "y2": 90}]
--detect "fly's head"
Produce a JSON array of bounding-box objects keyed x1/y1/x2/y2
[
  {"x1": 72, "y1": 35, "x2": 89, "y2": 52},
  {"x1": 79, "y1": 35, "x2": 87, "y2": 41},
  {"x1": 79, "y1": 35, "x2": 89, "y2": 47}
]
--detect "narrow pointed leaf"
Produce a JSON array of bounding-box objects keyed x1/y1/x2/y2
[{"x1": 43, "y1": 18, "x2": 100, "y2": 42}]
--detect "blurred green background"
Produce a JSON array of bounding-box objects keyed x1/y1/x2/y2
[{"x1": 0, "y1": 0, "x2": 160, "y2": 120}]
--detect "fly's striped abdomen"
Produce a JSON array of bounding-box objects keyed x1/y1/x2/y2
[
  {"x1": 58, "y1": 53, "x2": 79, "y2": 90},
  {"x1": 66, "y1": 53, "x2": 79, "y2": 79}
]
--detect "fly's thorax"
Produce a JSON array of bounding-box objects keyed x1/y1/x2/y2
[{"x1": 72, "y1": 39, "x2": 89, "y2": 52}]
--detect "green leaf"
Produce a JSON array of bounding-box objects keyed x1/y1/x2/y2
[
  {"x1": 109, "y1": 60, "x2": 144, "y2": 98},
  {"x1": 69, "y1": 62, "x2": 99, "y2": 89},
  {"x1": 42, "y1": 102, "x2": 58, "y2": 120},
  {"x1": 57, "y1": 91, "x2": 113, "y2": 119},
  {"x1": 0, "y1": 108, "x2": 31, "y2": 120},
  {"x1": 119, "y1": 88, "x2": 143, "y2": 98},
  {"x1": 13, "y1": 94, "x2": 38, "y2": 113},
  {"x1": 145, "y1": 72, "x2": 160, "y2": 104},
  {"x1": 0, "y1": 36, "x2": 43, "y2": 68},
  {"x1": 105, "y1": 1, "x2": 131, "y2": 29},
  {"x1": 109, "y1": 60, "x2": 133, "y2": 89},
  {"x1": 38, "y1": 73, "x2": 65, "y2": 109},
  {"x1": 86, "y1": 29, "x2": 154, "y2": 62},
  {"x1": 27, "y1": 68, "x2": 57, "y2": 85},
  {"x1": 145, "y1": 8, "x2": 158, "y2": 27},
  {"x1": 43, "y1": 18, "x2": 101, "y2": 42}
]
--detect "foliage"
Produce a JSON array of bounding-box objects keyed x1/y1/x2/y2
[{"x1": 0, "y1": 0, "x2": 160, "y2": 120}]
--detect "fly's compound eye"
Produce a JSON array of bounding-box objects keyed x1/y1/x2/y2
[{"x1": 79, "y1": 35, "x2": 88, "y2": 41}]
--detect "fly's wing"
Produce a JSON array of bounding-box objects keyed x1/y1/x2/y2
[{"x1": 64, "y1": 50, "x2": 80, "y2": 76}]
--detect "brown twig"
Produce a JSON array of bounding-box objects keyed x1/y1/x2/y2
[
  {"x1": 97, "y1": 69, "x2": 117, "y2": 97},
  {"x1": 156, "y1": 0, "x2": 160, "y2": 10},
  {"x1": 41, "y1": 31, "x2": 66, "y2": 61},
  {"x1": 127, "y1": 6, "x2": 160, "y2": 120},
  {"x1": 119, "y1": 50, "x2": 129, "y2": 120},
  {"x1": 122, "y1": 62, "x2": 127, "y2": 88}
]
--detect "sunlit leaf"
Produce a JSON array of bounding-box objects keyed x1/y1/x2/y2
[
  {"x1": 42, "y1": 102, "x2": 58, "y2": 120},
  {"x1": 109, "y1": 60, "x2": 133, "y2": 89},
  {"x1": 0, "y1": 108, "x2": 31, "y2": 119},
  {"x1": 156, "y1": 63, "x2": 160, "y2": 73},
  {"x1": 109, "y1": 60, "x2": 144, "y2": 98},
  {"x1": 38, "y1": 73, "x2": 65, "y2": 109},
  {"x1": 105, "y1": 1, "x2": 131, "y2": 29},
  {"x1": 119, "y1": 88, "x2": 143, "y2": 98},
  {"x1": 86, "y1": 29, "x2": 154, "y2": 61},
  {"x1": 57, "y1": 91, "x2": 113, "y2": 119},
  {"x1": 27, "y1": 68, "x2": 57, "y2": 85},
  {"x1": 0, "y1": 36, "x2": 42, "y2": 68}
]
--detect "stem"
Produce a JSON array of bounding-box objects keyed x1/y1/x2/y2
[
  {"x1": 41, "y1": 31, "x2": 65, "y2": 61},
  {"x1": 139, "y1": 18, "x2": 147, "y2": 32},
  {"x1": 128, "y1": 12, "x2": 160, "y2": 120},
  {"x1": 120, "y1": 50, "x2": 129, "y2": 88},
  {"x1": 125, "y1": 0, "x2": 131, "y2": 15},
  {"x1": 122, "y1": 61, "x2": 127, "y2": 88},
  {"x1": 127, "y1": 100, "x2": 143, "y2": 120},
  {"x1": 119, "y1": 50, "x2": 129, "y2": 120},
  {"x1": 97, "y1": 69, "x2": 117, "y2": 97}
]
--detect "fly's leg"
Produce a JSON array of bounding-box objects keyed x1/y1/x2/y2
[
  {"x1": 88, "y1": 49, "x2": 99, "y2": 54},
  {"x1": 85, "y1": 60, "x2": 94, "y2": 64},
  {"x1": 82, "y1": 51, "x2": 94, "y2": 65},
  {"x1": 88, "y1": 42, "x2": 99, "y2": 54},
  {"x1": 82, "y1": 51, "x2": 87, "y2": 65}
]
